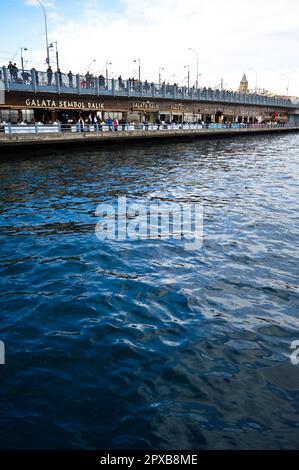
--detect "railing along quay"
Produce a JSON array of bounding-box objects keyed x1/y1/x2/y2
[
  {"x1": 1, "y1": 66, "x2": 296, "y2": 109},
  {"x1": 1, "y1": 122, "x2": 298, "y2": 136}
]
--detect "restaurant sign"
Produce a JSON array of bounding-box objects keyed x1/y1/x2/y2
[
  {"x1": 170, "y1": 105, "x2": 192, "y2": 111},
  {"x1": 24, "y1": 99, "x2": 104, "y2": 110},
  {"x1": 132, "y1": 101, "x2": 159, "y2": 110}
]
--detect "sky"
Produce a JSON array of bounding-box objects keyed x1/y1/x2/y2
[{"x1": 0, "y1": 0, "x2": 298, "y2": 96}]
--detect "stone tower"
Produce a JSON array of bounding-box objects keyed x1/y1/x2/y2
[{"x1": 238, "y1": 73, "x2": 249, "y2": 94}]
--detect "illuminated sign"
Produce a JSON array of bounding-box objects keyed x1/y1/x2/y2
[
  {"x1": 24, "y1": 99, "x2": 104, "y2": 110},
  {"x1": 132, "y1": 102, "x2": 159, "y2": 110}
]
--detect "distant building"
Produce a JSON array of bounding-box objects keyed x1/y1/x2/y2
[{"x1": 238, "y1": 73, "x2": 249, "y2": 94}]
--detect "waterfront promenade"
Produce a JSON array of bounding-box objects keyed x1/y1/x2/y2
[{"x1": 0, "y1": 123, "x2": 298, "y2": 150}]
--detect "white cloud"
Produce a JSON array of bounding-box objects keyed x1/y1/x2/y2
[
  {"x1": 26, "y1": 0, "x2": 299, "y2": 95},
  {"x1": 25, "y1": 0, "x2": 56, "y2": 7}
]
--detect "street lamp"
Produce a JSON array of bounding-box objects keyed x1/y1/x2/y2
[
  {"x1": 105, "y1": 61, "x2": 112, "y2": 83},
  {"x1": 184, "y1": 65, "x2": 190, "y2": 90},
  {"x1": 86, "y1": 59, "x2": 96, "y2": 74},
  {"x1": 159, "y1": 67, "x2": 164, "y2": 87},
  {"x1": 286, "y1": 77, "x2": 290, "y2": 97},
  {"x1": 282, "y1": 74, "x2": 290, "y2": 97},
  {"x1": 20, "y1": 47, "x2": 28, "y2": 71},
  {"x1": 249, "y1": 67, "x2": 258, "y2": 93},
  {"x1": 35, "y1": 0, "x2": 50, "y2": 66},
  {"x1": 134, "y1": 58, "x2": 141, "y2": 81},
  {"x1": 188, "y1": 48, "x2": 199, "y2": 89},
  {"x1": 49, "y1": 41, "x2": 59, "y2": 70}
]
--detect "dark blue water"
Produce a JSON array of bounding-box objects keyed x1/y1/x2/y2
[{"x1": 1, "y1": 135, "x2": 299, "y2": 450}]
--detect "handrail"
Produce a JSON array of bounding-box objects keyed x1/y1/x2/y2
[{"x1": 1, "y1": 122, "x2": 298, "y2": 136}]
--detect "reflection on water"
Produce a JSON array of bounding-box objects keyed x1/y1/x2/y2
[{"x1": 0, "y1": 134, "x2": 299, "y2": 449}]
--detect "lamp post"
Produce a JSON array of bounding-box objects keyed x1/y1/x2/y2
[
  {"x1": 184, "y1": 65, "x2": 190, "y2": 90},
  {"x1": 35, "y1": 0, "x2": 50, "y2": 66},
  {"x1": 86, "y1": 59, "x2": 96, "y2": 73},
  {"x1": 188, "y1": 48, "x2": 199, "y2": 89},
  {"x1": 159, "y1": 67, "x2": 164, "y2": 87},
  {"x1": 105, "y1": 61, "x2": 112, "y2": 82},
  {"x1": 134, "y1": 58, "x2": 141, "y2": 81},
  {"x1": 282, "y1": 74, "x2": 290, "y2": 97},
  {"x1": 286, "y1": 77, "x2": 290, "y2": 97},
  {"x1": 249, "y1": 67, "x2": 258, "y2": 93},
  {"x1": 105, "y1": 61, "x2": 112, "y2": 85},
  {"x1": 20, "y1": 47, "x2": 28, "y2": 71},
  {"x1": 49, "y1": 42, "x2": 59, "y2": 70}
]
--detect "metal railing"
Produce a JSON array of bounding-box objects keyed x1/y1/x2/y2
[
  {"x1": 1, "y1": 65, "x2": 297, "y2": 109},
  {"x1": 1, "y1": 122, "x2": 297, "y2": 136}
]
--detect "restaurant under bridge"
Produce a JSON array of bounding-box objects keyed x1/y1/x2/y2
[{"x1": 1, "y1": 66, "x2": 299, "y2": 126}]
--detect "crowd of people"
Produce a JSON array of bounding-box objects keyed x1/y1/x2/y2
[
  {"x1": 7, "y1": 61, "x2": 19, "y2": 80},
  {"x1": 3, "y1": 60, "x2": 237, "y2": 96},
  {"x1": 2, "y1": 61, "x2": 293, "y2": 107},
  {"x1": 1, "y1": 115, "x2": 287, "y2": 135}
]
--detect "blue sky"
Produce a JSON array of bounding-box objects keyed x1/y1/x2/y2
[
  {"x1": 1, "y1": 0, "x2": 298, "y2": 96},
  {"x1": 0, "y1": 0, "x2": 123, "y2": 63}
]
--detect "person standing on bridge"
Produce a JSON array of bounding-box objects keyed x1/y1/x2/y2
[
  {"x1": 12, "y1": 63, "x2": 18, "y2": 81},
  {"x1": 8, "y1": 61, "x2": 14, "y2": 80},
  {"x1": 85, "y1": 71, "x2": 92, "y2": 89},
  {"x1": 68, "y1": 71, "x2": 73, "y2": 88},
  {"x1": 57, "y1": 68, "x2": 63, "y2": 87},
  {"x1": 47, "y1": 66, "x2": 53, "y2": 86}
]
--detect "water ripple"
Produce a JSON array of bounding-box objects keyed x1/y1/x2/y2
[{"x1": 0, "y1": 134, "x2": 299, "y2": 449}]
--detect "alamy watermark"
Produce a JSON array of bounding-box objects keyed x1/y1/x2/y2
[
  {"x1": 95, "y1": 196, "x2": 203, "y2": 251},
  {"x1": 0, "y1": 340, "x2": 5, "y2": 365},
  {"x1": 290, "y1": 341, "x2": 299, "y2": 366}
]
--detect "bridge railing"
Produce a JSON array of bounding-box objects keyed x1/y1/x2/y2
[{"x1": 1, "y1": 65, "x2": 297, "y2": 108}]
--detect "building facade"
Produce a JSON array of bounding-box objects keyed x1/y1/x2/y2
[{"x1": 0, "y1": 91, "x2": 291, "y2": 126}]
